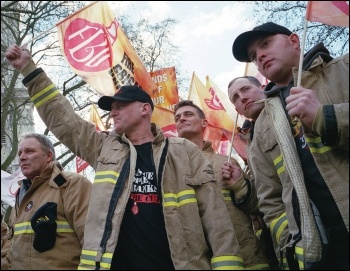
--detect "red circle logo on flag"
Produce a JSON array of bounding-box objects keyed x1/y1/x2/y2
[{"x1": 63, "y1": 18, "x2": 119, "y2": 72}]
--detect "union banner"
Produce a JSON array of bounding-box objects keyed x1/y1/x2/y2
[
  {"x1": 149, "y1": 66, "x2": 179, "y2": 111},
  {"x1": 56, "y1": 1, "x2": 157, "y2": 97}
]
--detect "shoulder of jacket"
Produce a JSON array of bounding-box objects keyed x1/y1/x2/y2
[
  {"x1": 58, "y1": 171, "x2": 91, "y2": 185},
  {"x1": 167, "y1": 137, "x2": 186, "y2": 144}
]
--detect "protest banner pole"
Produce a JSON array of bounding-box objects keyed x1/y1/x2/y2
[
  {"x1": 21, "y1": 25, "x2": 56, "y2": 47},
  {"x1": 227, "y1": 112, "x2": 239, "y2": 163},
  {"x1": 293, "y1": 16, "x2": 308, "y2": 122}
]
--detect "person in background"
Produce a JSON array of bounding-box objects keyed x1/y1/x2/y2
[
  {"x1": 174, "y1": 99, "x2": 271, "y2": 270},
  {"x1": 227, "y1": 76, "x2": 280, "y2": 269},
  {"x1": 1, "y1": 133, "x2": 92, "y2": 270},
  {"x1": 4, "y1": 44, "x2": 244, "y2": 270},
  {"x1": 232, "y1": 22, "x2": 349, "y2": 269}
]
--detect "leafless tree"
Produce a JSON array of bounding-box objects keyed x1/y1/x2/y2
[{"x1": 1, "y1": 1, "x2": 185, "y2": 174}]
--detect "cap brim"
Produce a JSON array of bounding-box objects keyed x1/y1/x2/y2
[
  {"x1": 98, "y1": 96, "x2": 134, "y2": 111},
  {"x1": 232, "y1": 30, "x2": 276, "y2": 62}
]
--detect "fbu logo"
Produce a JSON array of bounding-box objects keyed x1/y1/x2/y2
[{"x1": 63, "y1": 18, "x2": 118, "y2": 72}]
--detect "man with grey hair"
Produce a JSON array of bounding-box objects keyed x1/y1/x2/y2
[{"x1": 1, "y1": 133, "x2": 92, "y2": 270}]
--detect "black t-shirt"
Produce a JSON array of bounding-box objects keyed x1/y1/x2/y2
[{"x1": 111, "y1": 142, "x2": 174, "y2": 270}]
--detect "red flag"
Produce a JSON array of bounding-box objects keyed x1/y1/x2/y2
[
  {"x1": 306, "y1": 1, "x2": 349, "y2": 27},
  {"x1": 56, "y1": 1, "x2": 157, "y2": 97}
]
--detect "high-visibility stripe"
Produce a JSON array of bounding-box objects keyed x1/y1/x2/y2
[
  {"x1": 222, "y1": 189, "x2": 231, "y2": 201},
  {"x1": 295, "y1": 246, "x2": 304, "y2": 269},
  {"x1": 30, "y1": 84, "x2": 60, "y2": 107},
  {"x1": 163, "y1": 190, "x2": 197, "y2": 207},
  {"x1": 94, "y1": 171, "x2": 120, "y2": 184},
  {"x1": 270, "y1": 212, "x2": 288, "y2": 243},
  {"x1": 282, "y1": 258, "x2": 289, "y2": 270},
  {"x1": 211, "y1": 255, "x2": 244, "y2": 270},
  {"x1": 255, "y1": 229, "x2": 262, "y2": 239},
  {"x1": 79, "y1": 249, "x2": 112, "y2": 270},
  {"x1": 14, "y1": 222, "x2": 33, "y2": 234},
  {"x1": 306, "y1": 136, "x2": 331, "y2": 154},
  {"x1": 14, "y1": 220, "x2": 73, "y2": 235},
  {"x1": 56, "y1": 221, "x2": 74, "y2": 233},
  {"x1": 273, "y1": 154, "x2": 285, "y2": 175}
]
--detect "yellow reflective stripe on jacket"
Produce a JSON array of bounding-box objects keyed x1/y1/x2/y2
[
  {"x1": 305, "y1": 136, "x2": 332, "y2": 154},
  {"x1": 94, "y1": 171, "x2": 120, "y2": 184},
  {"x1": 79, "y1": 249, "x2": 113, "y2": 270},
  {"x1": 14, "y1": 220, "x2": 73, "y2": 235},
  {"x1": 273, "y1": 154, "x2": 285, "y2": 175},
  {"x1": 295, "y1": 245, "x2": 304, "y2": 270},
  {"x1": 30, "y1": 84, "x2": 59, "y2": 107},
  {"x1": 222, "y1": 189, "x2": 231, "y2": 201},
  {"x1": 270, "y1": 212, "x2": 288, "y2": 244},
  {"x1": 211, "y1": 255, "x2": 244, "y2": 270},
  {"x1": 163, "y1": 190, "x2": 197, "y2": 207},
  {"x1": 280, "y1": 256, "x2": 288, "y2": 270},
  {"x1": 56, "y1": 221, "x2": 74, "y2": 233},
  {"x1": 14, "y1": 222, "x2": 33, "y2": 235},
  {"x1": 255, "y1": 229, "x2": 262, "y2": 239}
]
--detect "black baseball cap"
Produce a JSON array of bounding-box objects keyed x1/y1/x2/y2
[
  {"x1": 232, "y1": 22, "x2": 292, "y2": 62},
  {"x1": 98, "y1": 85, "x2": 154, "y2": 111}
]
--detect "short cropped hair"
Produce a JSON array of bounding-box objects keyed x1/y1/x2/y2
[
  {"x1": 174, "y1": 100, "x2": 206, "y2": 119},
  {"x1": 22, "y1": 133, "x2": 56, "y2": 160},
  {"x1": 227, "y1": 76, "x2": 261, "y2": 90}
]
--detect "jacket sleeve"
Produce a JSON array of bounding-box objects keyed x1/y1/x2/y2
[
  {"x1": 62, "y1": 173, "x2": 92, "y2": 246},
  {"x1": 184, "y1": 141, "x2": 244, "y2": 269},
  {"x1": 21, "y1": 65, "x2": 105, "y2": 169},
  {"x1": 248, "y1": 123, "x2": 290, "y2": 267},
  {"x1": 1, "y1": 209, "x2": 15, "y2": 270},
  {"x1": 311, "y1": 53, "x2": 349, "y2": 151}
]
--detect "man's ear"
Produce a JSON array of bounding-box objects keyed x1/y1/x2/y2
[
  {"x1": 202, "y1": 119, "x2": 208, "y2": 128},
  {"x1": 141, "y1": 103, "x2": 152, "y2": 115},
  {"x1": 47, "y1": 151, "x2": 54, "y2": 162},
  {"x1": 289, "y1": 33, "x2": 300, "y2": 50}
]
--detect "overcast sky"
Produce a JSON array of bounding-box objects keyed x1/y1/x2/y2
[{"x1": 110, "y1": 1, "x2": 258, "y2": 95}]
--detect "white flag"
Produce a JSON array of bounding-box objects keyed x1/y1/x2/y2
[{"x1": 1, "y1": 168, "x2": 24, "y2": 207}]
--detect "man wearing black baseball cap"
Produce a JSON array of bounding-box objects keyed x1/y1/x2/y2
[
  {"x1": 98, "y1": 85, "x2": 154, "y2": 111},
  {"x1": 231, "y1": 22, "x2": 349, "y2": 270},
  {"x1": 5, "y1": 43, "x2": 245, "y2": 269},
  {"x1": 232, "y1": 22, "x2": 292, "y2": 63}
]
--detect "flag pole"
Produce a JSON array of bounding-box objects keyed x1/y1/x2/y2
[
  {"x1": 293, "y1": 15, "x2": 308, "y2": 122},
  {"x1": 297, "y1": 19, "x2": 308, "y2": 88},
  {"x1": 227, "y1": 113, "x2": 239, "y2": 163},
  {"x1": 21, "y1": 25, "x2": 56, "y2": 47}
]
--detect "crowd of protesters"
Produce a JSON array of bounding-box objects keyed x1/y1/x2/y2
[{"x1": 2, "y1": 21, "x2": 348, "y2": 270}]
